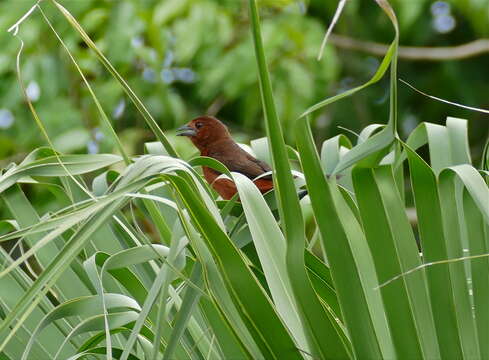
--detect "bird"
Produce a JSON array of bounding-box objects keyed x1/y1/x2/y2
[{"x1": 176, "y1": 116, "x2": 275, "y2": 200}]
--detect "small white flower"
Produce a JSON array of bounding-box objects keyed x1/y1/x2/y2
[
  {"x1": 0, "y1": 109, "x2": 14, "y2": 129},
  {"x1": 113, "y1": 99, "x2": 126, "y2": 119},
  {"x1": 143, "y1": 68, "x2": 157, "y2": 82},
  {"x1": 432, "y1": 14, "x2": 456, "y2": 34},
  {"x1": 131, "y1": 36, "x2": 144, "y2": 48},
  {"x1": 430, "y1": 1, "x2": 451, "y2": 17},
  {"x1": 161, "y1": 69, "x2": 175, "y2": 84},
  {"x1": 87, "y1": 140, "x2": 99, "y2": 154},
  {"x1": 173, "y1": 68, "x2": 196, "y2": 83},
  {"x1": 26, "y1": 81, "x2": 40, "y2": 102}
]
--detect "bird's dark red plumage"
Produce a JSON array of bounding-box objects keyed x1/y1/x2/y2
[{"x1": 177, "y1": 116, "x2": 274, "y2": 200}]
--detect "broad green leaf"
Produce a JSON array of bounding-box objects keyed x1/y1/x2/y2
[
  {"x1": 405, "y1": 144, "x2": 466, "y2": 358},
  {"x1": 397, "y1": 117, "x2": 472, "y2": 173},
  {"x1": 168, "y1": 174, "x2": 304, "y2": 359},
  {"x1": 233, "y1": 172, "x2": 310, "y2": 354},
  {"x1": 438, "y1": 167, "x2": 480, "y2": 359},
  {"x1": 67, "y1": 347, "x2": 141, "y2": 360},
  {"x1": 296, "y1": 119, "x2": 393, "y2": 359},
  {"x1": 439, "y1": 165, "x2": 489, "y2": 223},
  {"x1": 463, "y1": 190, "x2": 489, "y2": 359},
  {"x1": 0, "y1": 154, "x2": 122, "y2": 193},
  {"x1": 352, "y1": 166, "x2": 440, "y2": 358},
  {"x1": 178, "y1": 205, "x2": 260, "y2": 359},
  {"x1": 21, "y1": 294, "x2": 140, "y2": 360}
]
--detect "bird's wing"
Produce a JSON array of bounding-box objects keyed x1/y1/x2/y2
[
  {"x1": 212, "y1": 145, "x2": 273, "y2": 180},
  {"x1": 228, "y1": 153, "x2": 273, "y2": 180}
]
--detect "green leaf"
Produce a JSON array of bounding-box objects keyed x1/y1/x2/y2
[
  {"x1": 0, "y1": 154, "x2": 122, "y2": 193},
  {"x1": 463, "y1": 190, "x2": 489, "y2": 359},
  {"x1": 438, "y1": 167, "x2": 480, "y2": 359},
  {"x1": 352, "y1": 165, "x2": 440, "y2": 358},
  {"x1": 248, "y1": 1, "x2": 351, "y2": 358},
  {"x1": 21, "y1": 294, "x2": 141, "y2": 360},
  {"x1": 296, "y1": 119, "x2": 394, "y2": 359},
  {"x1": 405, "y1": 144, "x2": 467, "y2": 358},
  {"x1": 169, "y1": 174, "x2": 304, "y2": 359},
  {"x1": 163, "y1": 263, "x2": 204, "y2": 360}
]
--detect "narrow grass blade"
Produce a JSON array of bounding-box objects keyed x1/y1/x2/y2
[
  {"x1": 248, "y1": 1, "x2": 350, "y2": 357},
  {"x1": 300, "y1": 0, "x2": 400, "y2": 175},
  {"x1": 0, "y1": 180, "x2": 145, "y2": 350},
  {"x1": 37, "y1": 4, "x2": 130, "y2": 165},
  {"x1": 51, "y1": 0, "x2": 178, "y2": 158},
  {"x1": 317, "y1": 0, "x2": 347, "y2": 61},
  {"x1": 120, "y1": 236, "x2": 187, "y2": 360},
  {"x1": 163, "y1": 264, "x2": 204, "y2": 360},
  {"x1": 400, "y1": 79, "x2": 489, "y2": 114}
]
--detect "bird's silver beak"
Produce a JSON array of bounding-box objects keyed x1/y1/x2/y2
[{"x1": 176, "y1": 125, "x2": 197, "y2": 137}]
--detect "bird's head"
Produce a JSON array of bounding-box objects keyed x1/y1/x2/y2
[{"x1": 177, "y1": 116, "x2": 231, "y2": 150}]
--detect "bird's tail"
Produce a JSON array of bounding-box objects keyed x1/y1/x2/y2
[{"x1": 298, "y1": 190, "x2": 308, "y2": 200}]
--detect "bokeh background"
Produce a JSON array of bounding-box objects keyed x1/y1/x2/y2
[{"x1": 1, "y1": 0, "x2": 488, "y2": 164}]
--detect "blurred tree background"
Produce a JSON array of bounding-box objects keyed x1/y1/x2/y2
[{"x1": 0, "y1": 0, "x2": 488, "y2": 164}]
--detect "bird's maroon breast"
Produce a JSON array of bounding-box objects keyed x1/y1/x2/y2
[
  {"x1": 203, "y1": 166, "x2": 237, "y2": 200},
  {"x1": 202, "y1": 166, "x2": 274, "y2": 200},
  {"x1": 202, "y1": 166, "x2": 221, "y2": 184}
]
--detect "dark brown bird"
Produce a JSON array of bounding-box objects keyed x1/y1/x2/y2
[{"x1": 177, "y1": 116, "x2": 274, "y2": 200}]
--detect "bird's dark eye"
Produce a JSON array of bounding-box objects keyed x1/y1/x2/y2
[{"x1": 195, "y1": 122, "x2": 203, "y2": 129}]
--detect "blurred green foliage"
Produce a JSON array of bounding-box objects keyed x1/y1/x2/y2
[{"x1": 0, "y1": 0, "x2": 487, "y2": 162}]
